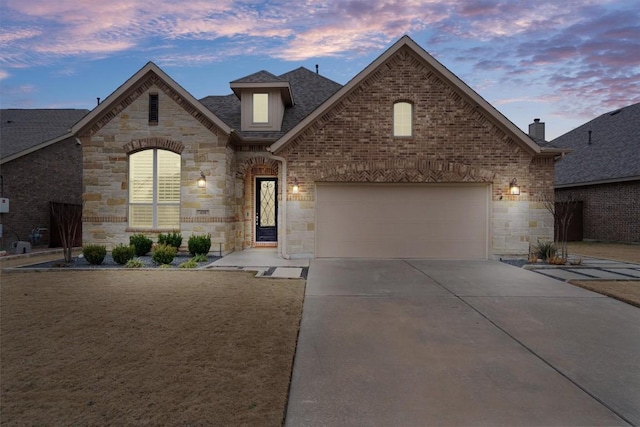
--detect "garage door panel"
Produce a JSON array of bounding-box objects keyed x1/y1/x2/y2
[{"x1": 316, "y1": 184, "x2": 489, "y2": 259}]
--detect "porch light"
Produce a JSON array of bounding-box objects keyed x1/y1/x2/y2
[
  {"x1": 197, "y1": 171, "x2": 207, "y2": 188},
  {"x1": 292, "y1": 178, "x2": 299, "y2": 194},
  {"x1": 509, "y1": 178, "x2": 520, "y2": 195}
]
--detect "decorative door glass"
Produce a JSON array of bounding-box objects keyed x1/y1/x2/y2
[{"x1": 260, "y1": 180, "x2": 276, "y2": 226}]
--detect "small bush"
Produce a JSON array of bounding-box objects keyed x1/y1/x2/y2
[
  {"x1": 548, "y1": 256, "x2": 567, "y2": 265},
  {"x1": 536, "y1": 241, "x2": 557, "y2": 261},
  {"x1": 111, "y1": 244, "x2": 135, "y2": 265},
  {"x1": 83, "y1": 244, "x2": 107, "y2": 265},
  {"x1": 192, "y1": 254, "x2": 208, "y2": 263},
  {"x1": 179, "y1": 259, "x2": 198, "y2": 269},
  {"x1": 158, "y1": 231, "x2": 182, "y2": 249},
  {"x1": 125, "y1": 258, "x2": 144, "y2": 268},
  {"x1": 129, "y1": 234, "x2": 153, "y2": 256},
  {"x1": 188, "y1": 233, "x2": 211, "y2": 256},
  {"x1": 152, "y1": 243, "x2": 177, "y2": 265}
]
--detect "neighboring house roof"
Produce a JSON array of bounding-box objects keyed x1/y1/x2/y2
[
  {"x1": 72, "y1": 62, "x2": 232, "y2": 137},
  {"x1": 0, "y1": 109, "x2": 89, "y2": 163},
  {"x1": 269, "y1": 35, "x2": 562, "y2": 157},
  {"x1": 200, "y1": 67, "x2": 342, "y2": 142},
  {"x1": 553, "y1": 102, "x2": 640, "y2": 188}
]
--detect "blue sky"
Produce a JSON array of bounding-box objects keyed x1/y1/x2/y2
[{"x1": 1, "y1": 0, "x2": 638, "y2": 140}]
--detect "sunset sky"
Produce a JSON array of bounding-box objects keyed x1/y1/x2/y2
[{"x1": 1, "y1": 0, "x2": 638, "y2": 140}]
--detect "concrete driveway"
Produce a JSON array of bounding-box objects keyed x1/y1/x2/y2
[{"x1": 285, "y1": 259, "x2": 640, "y2": 426}]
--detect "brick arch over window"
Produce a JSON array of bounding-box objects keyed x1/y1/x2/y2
[
  {"x1": 235, "y1": 156, "x2": 280, "y2": 178},
  {"x1": 314, "y1": 159, "x2": 496, "y2": 183},
  {"x1": 123, "y1": 137, "x2": 185, "y2": 155}
]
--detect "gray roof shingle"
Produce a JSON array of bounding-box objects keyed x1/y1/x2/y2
[
  {"x1": 1, "y1": 109, "x2": 89, "y2": 159},
  {"x1": 200, "y1": 67, "x2": 342, "y2": 141},
  {"x1": 553, "y1": 102, "x2": 640, "y2": 186},
  {"x1": 230, "y1": 70, "x2": 287, "y2": 84}
]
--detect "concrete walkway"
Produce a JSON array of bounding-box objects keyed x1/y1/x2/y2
[
  {"x1": 286, "y1": 259, "x2": 640, "y2": 426},
  {"x1": 524, "y1": 257, "x2": 640, "y2": 281},
  {"x1": 207, "y1": 248, "x2": 309, "y2": 278}
]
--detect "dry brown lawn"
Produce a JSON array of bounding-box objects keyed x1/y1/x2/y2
[
  {"x1": 1, "y1": 270, "x2": 304, "y2": 426},
  {"x1": 567, "y1": 241, "x2": 640, "y2": 263},
  {"x1": 565, "y1": 242, "x2": 640, "y2": 308},
  {"x1": 570, "y1": 280, "x2": 640, "y2": 308}
]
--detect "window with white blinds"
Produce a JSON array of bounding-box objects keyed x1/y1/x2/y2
[{"x1": 129, "y1": 149, "x2": 180, "y2": 229}]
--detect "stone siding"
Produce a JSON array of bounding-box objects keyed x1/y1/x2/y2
[{"x1": 80, "y1": 75, "x2": 235, "y2": 252}]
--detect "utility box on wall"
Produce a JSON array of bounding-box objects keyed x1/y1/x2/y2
[{"x1": 0, "y1": 198, "x2": 9, "y2": 213}]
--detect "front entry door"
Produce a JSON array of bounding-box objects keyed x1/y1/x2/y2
[{"x1": 256, "y1": 178, "x2": 278, "y2": 242}]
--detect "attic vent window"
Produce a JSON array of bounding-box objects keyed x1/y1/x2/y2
[
  {"x1": 253, "y1": 93, "x2": 269, "y2": 123},
  {"x1": 393, "y1": 101, "x2": 412, "y2": 137},
  {"x1": 149, "y1": 94, "x2": 159, "y2": 124}
]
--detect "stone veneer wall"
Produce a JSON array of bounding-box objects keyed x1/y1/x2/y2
[
  {"x1": 80, "y1": 77, "x2": 235, "y2": 252},
  {"x1": 556, "y1": 181, "x2": 639, "y2": 243},
  {"x1": 278, "y1": 46, "x2": 555, "y2": 258},
  {"x1": 234, "y1": 152, "x2": 280, "y2": 249}
]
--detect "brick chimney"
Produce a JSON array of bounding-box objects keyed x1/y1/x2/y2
[{"x1": 528, "y1": 118, "x2": 545, "y2": 141}]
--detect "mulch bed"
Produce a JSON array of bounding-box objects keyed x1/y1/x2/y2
[{"x1": 17, "y1": 253, "x2": 221, "y2": 269}]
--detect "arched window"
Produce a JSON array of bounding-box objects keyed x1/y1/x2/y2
[
  {"x1": 393, "y1": 102, "x2": 412, "y2": 137},
  {"x1": 129, "y1": 149, "x2": 181, "y2": 229}
]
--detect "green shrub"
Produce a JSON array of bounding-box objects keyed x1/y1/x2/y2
[
  {"x1": 192, "y1": 254, "x2": 208, "y2": 263},
  {"x1": 188, "y1": 233, "x2": 211, "y2": 256},
  {"x1": 158, "y1": 231, "x2": 182, "y2": 249},
  {"x1": 152, "y1": 243, "x2": 177, "y2": 265},
  {"x1": 129, "y1": 234, "x2": 153, "y2": 256},
  {"x1": 83, "y1": 244, "x2": 107, "y2": 265},
  {"x1": 179, "y1": 259, "x2": 198, "y2": 269},
  {"x1": 125, "y1": 258, "x2": 144, "y2": 268},
  {"x1": 111, "y1": 244, "x2": 135, "y2": 265},
  {"x1": 536, "y1": 241, "x2": 557, "y2": 261}
]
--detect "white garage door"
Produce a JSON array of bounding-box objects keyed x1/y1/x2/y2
[{"x1": 316, "y1": 183, "x2": 489, "y2": 259}]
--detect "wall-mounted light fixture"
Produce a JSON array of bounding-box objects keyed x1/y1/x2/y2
[
  {"x1": 509, "y1": 178, "x2": 520, "y2": 195},
  {"x1": 292, "y1": 178, "x2": 299, "y2": 194},
  {"x1": 197, "y1": 171, "x2": 207, "y2": 188}
]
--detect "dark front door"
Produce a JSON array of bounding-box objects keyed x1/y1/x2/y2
[{"x1": 256, "y1": 178, "x2": 278, "y2": 242}]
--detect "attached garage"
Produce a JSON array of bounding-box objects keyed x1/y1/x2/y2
[{"x1": 315, "y1": 183, "x2": 490, "y2": 259}]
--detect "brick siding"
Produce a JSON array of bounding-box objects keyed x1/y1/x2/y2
[
  {"x1": 278, "y1": 46, "x2": 554, "y2": 257},
  {"x1": 1, "y1": 137, "x2": 82, "y2": 248},
  {"x1": 556, "y1": 181, "x2": 639, "y2": 243}
]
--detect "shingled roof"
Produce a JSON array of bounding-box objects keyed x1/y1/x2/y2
[
  {"x1": 230, "y1": 70, "x2": 287, "y2": 84},
  {"x1": 1, "y1": 109, "x2": 89, "y2": 161},
  {"x1": 553, "y1": 102, "x2": 640, "y2": 187},
  {"x1": 200, "y1": 67, "x2": 342, "y2": 141}
]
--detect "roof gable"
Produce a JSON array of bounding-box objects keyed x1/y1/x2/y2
[
  {"x1": 553, "y1": 102, "x2": 640, "y2": 186},
  {"x1": 1, "y1": 109, "x2": 89, "y2": 163},
  {"x1": 72, "y1": 62, "x2": 231, "y2": 137},
  {"x1": 269, "y1": 35, "x2": 545, "y2": 156}
]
